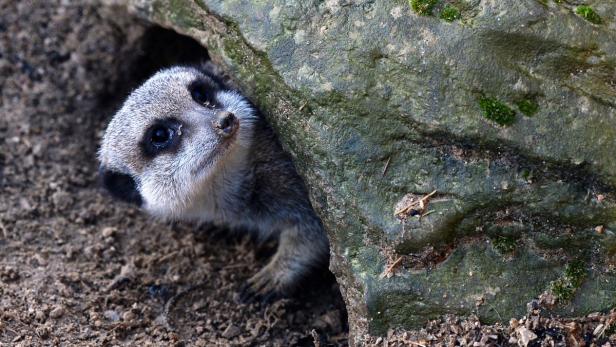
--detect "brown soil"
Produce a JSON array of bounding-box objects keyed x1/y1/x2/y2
[{"x1": 0, "y1": 2, "x2": 347, "y2": 346}]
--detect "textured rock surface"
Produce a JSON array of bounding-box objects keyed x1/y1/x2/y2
[{"x1": 115, "y1": 0, "x2": 616, "y2": 343}]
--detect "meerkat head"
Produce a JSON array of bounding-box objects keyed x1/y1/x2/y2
[{"x1": 98, "y1": 66, "x2": 256, "y2": 218}]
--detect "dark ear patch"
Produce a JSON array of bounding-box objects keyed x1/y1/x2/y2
[
  {"x1": 99, "y1": 167, "x2": 143, "y2": 206},
  {"x1": 188, "y1": 78, "x2": 221, "y2": 108}
]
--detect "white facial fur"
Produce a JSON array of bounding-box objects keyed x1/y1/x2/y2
[{"x1": 99, "y1": 67, "x2": 257, "y2": 219}]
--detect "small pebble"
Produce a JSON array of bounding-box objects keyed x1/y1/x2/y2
[
  {"x1": 222, "y1": 324, "x2": 241, "y2": 338},
  {"x1": 101, "y1": 227, "x2": 116, "y2": 238},
  {"x1": 49, "y1": 306, "x2": 64, "y2": 319},
  {"x1": 147, "y1": 284, "x2": 172, "y2": 301},
  {"x1": 122, "y1": 311, "x2": 136, "y2": 321},
  {"x1": 33, "y1": 253, "x2": 47, "y2": 267},
  {"x1": 35, "y1": 310, "x2": 46, "y2": 321},
  {"x1": 103, "y1": 310, "x2": 120, "y2": 322}
]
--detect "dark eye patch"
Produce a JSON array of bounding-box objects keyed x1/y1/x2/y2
[
  {"x1": 140, "y1": 118, "x2": 182, "y2": 158},
  {"x1": 188, "y1": 78, "x2": 221, "y2": 108}
]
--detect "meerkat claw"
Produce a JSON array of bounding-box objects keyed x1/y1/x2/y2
[
  {"x1": 238, "y1": 283, "x2": 257, "y2": 304},
  {"x1": 238, "y1": 282, "x2": 282, "y2": 305},
  {"x1": 260, "y1": 290, "x2": 282, "y2": 305}
]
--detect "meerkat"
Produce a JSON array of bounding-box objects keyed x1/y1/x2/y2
[{"x1": 98, "y1": 65, "x2": 329, "y2": 301}]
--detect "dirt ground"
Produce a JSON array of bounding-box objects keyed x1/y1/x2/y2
[{"x1": 0, "y1": 1, "x2": 347, "y2": 346}]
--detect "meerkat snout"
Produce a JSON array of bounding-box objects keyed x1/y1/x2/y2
[{"x1": 98, "y1": 66, "x2": 330, "y2": 303}]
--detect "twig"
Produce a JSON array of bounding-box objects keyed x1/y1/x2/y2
[
  {"x1": 395, "y1": 190, "x2": 437, "y2": 216},
  {"x1": 155, "y1": 251, "x2": 179, "y2": 264},
  {"x1": 419, "y1": 210, "x2": 435, "y2": 220},
  {"x1": 490, "y1": 304, "x2": 502, "y2": 321},
  {"x1": 382, "y1": 156, "x2": 391, "y2": 177},
  {"x1": 0, "y1": 219, "x2": 7, "y2": 238},
  {"x1": 419, "y1": 190, "x2": 437, "y2": 209},
  {"x1": 161, "y1": 283, "x2": 208, "y2": 331},
  {"x1": 380, "y1": 256, "x2": 404, "y2": 279}
]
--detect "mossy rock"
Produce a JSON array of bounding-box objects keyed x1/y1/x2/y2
[{"x1": 116, "y1": 0, "x2": 616, "y2": 344}]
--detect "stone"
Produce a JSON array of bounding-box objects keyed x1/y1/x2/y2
[
  {"x1": 103, "y1": 310, "x2": 120, "y2": 322},
  {"x1": 107, "y1": 0, "x2": 616, "y2": 344},
  {"x1": 221, "y1": 324, "x2": 241, "y2": 339},
  {"x1": 101, "y1": 227, "x2": 116, "y2": 238},
  {"x1": 49, "y1": 306, "x2": 64, "y2": 319},
  {"x1": 122, "y1": 310, "x2": 136, "y2": 321},
  {"x1": 516, "y1": 326, "x2": 538, "y2": 347}
]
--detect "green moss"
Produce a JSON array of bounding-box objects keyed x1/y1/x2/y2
[
  {"x1": 479, "y1": 97, "x2": 516, "y2": 126},
  {"x1": 516, "y1": 99, "x2": 539, "y2": 117},
  {"x1": 409, "y1": 0, "x2": 439, "y2": 16},
  {"x1": 550, "y1": 260, "x2": 587, "y2": 302},
  {"x1": 491, "y1": 235, "x2": 517, "y2": 254},
  {"x1": 576, "y1": 6, "x2": 602, "y2": 24},
  {"x1": 440, "y1": 5, "x2": 461, "y2": 22}
]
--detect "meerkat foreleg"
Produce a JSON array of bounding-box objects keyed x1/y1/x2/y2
[{"x1": 240, "y1": 220, "x2": 329, "y2": 302}]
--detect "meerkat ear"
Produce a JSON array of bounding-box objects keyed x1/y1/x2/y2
[
  {"x1": 197, "y1": 61, "x2": 236, "y2": 90},
  {"x1": 99, "y1": 167, "x2": 143, "y2": 206}
]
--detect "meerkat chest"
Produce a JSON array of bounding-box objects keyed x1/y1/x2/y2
[{"x1": 183, "y1": 166, "x2": 255, "y2": 223}]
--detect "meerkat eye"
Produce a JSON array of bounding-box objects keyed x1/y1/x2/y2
[
  {"x1": 151, "y1": 125, "x2": 173, "y2": 146},
  {"x1": 141, "y1": 119, "x2": 182, "y2": 157},
  {"x1": 188, "y1": 79, "x2": 221, "y2": 108}
]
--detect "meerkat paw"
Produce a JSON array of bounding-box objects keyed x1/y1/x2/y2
[
  {"x1": 238, "y1": 264, "x2": 295, "y2": 304},
  {"x1": 238, "y1": 224, "x2": 328, "y2": 304}
]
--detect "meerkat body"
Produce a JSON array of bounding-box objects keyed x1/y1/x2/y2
[{"x1": 99, "y1": 66, "x2": 329, "y2": 299}]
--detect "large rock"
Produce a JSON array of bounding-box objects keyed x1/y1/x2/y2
[{"x1": 115, "y1": 0, "x2": 616, "y2": 343}]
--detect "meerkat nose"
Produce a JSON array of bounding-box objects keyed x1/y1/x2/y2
[{"x1": 213, "y1": 111, "x2": 238, "y2": 137}]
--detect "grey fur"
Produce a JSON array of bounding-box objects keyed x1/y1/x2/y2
[{"x1": 98, "y1": 66, "x2": 329, "y2": 297}]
